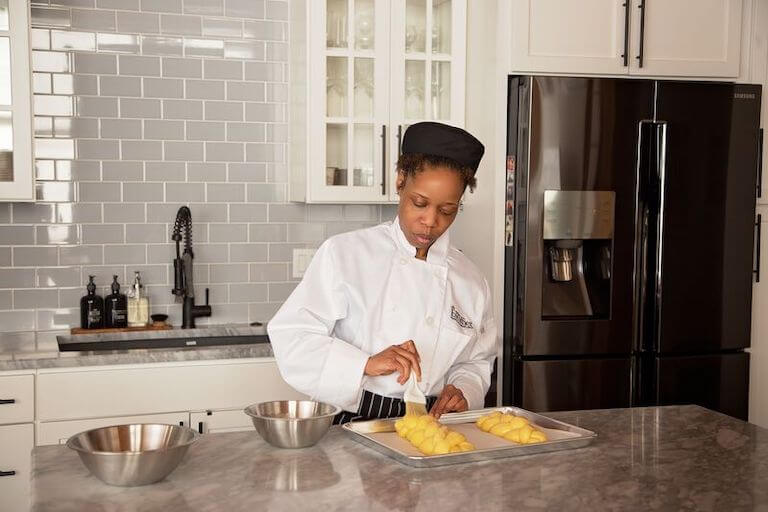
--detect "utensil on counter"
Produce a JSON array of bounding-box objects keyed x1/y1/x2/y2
[
  {"x1": 244, "y1": 400, "x2": 340, "y2": 449},
  {"x1": 66, "y1": 424, "x2": 198, "y2": 486}
]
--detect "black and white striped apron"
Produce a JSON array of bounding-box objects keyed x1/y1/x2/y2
[{"x1": 333, "y1": 390, "x2": 439, "y2": 425}]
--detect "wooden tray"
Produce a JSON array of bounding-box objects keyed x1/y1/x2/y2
[{"x1": 70, "y1": 324, "x2": 172, "y2": 335}]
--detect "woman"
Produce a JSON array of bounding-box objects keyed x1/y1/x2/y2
[{"x1": 268, "y1": 122, "x2": 496, "y2": 423}]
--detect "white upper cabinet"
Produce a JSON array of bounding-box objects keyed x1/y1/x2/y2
[
  {"x1": 510, "y1": 0, "x2": 630, "y2": 75},
  {"x1": 511, "y1": 0, "x2": 743, "y2": 79},
  {"x1": 632, "y1": 0, "x2": 742, "y2": 77},
  {"x1": 0, "y1": 0, "x2": 33, "y2": 202},
  {"x1": 291, "y1": 0, "x2": 467, "y2": 204}
]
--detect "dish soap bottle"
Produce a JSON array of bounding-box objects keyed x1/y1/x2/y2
[
  {"x1": 80, "y1": 275, "x2": 104, "y2": 329},
  {"x1": 127, "y1": 271, "x2": 150, "y2": 327},
  {"x1": 104, "y1": 275, "x2": 128, "y2": 328}
]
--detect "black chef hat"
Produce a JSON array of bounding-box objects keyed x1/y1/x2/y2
[{"x1": 401, "y1": 122, "x2": 485, "y2": 174}]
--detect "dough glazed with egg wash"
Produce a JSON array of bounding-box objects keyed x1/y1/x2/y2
[
  {"x1": 475, "y1": 411, "x2": 547, "y2": 444},
  {"x1": 394, "y1": 415, "x2": 475, "y2": 455}
]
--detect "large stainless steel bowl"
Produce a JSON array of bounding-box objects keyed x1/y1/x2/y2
[
  {"x1": 244, "y1": 400, "x2": 341, "y2": 449},
  {"x1": 66, "y1": 423, "x2": 198, "y2": 486}
]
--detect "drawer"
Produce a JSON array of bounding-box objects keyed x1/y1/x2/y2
[
  {"x1": 37, "y1": 412, "x2": 190, "y2": 446},
  {"x1": 38, "y1": 360, "x2": 306, "y2": 421},
  {"x1": 0, "y1": 423, "x2": 34, "y2": 512},
  {"x1": 0, "y1": 374, "x2": 34, "y2": 424}
]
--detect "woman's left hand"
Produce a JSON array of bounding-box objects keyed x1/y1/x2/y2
[{"x1": 429, "y1": 384, "x2": 468, "y2": 418}]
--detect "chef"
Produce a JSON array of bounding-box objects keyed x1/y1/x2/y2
[{"x1": 268, "y1": 122, "x2": 497, "y2": 424}]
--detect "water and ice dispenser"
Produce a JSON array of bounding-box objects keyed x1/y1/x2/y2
[{"x1": 541, "y1": 191, "x2": 615, "y2": 319}]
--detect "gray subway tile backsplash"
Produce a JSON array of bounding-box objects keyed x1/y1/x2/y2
[
  {"x1": 116, "y1": 11, "x2": 160, "y2": 34},
  {"x1": 0, "y1": 2, "x2": 390, "y2": 339},
  {"x1": 162, "y1": 56, "x2": 202, "y2": 78},
  {"x1": 143, "y1": 77, "x2": 184, "y2": 98},
  {"x1": 71, "y1": 8, "x2": 116, "y2": 31},
  {"x1": 164, "y1": 141, "x2": 204, "y2": 161}
]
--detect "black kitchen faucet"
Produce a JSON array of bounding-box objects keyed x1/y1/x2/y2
[{"x1": 172, "y1": 206, "x2": 212, "y2": 328}]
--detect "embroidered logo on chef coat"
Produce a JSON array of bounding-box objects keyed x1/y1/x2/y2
[{"x1": 450, "y1": 306, "x2": 473, "y2": 329}]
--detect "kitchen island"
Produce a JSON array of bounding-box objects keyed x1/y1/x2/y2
[{"x1": 31, "y1": 405, "x2": 768, "y2": 511}]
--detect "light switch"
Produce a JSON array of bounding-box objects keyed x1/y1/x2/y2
[{"x1": 292, "y1": 248, "x2": 317, "y2": 278}]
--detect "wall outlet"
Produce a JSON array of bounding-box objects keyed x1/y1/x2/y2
[{"x1": 292, "y1": 248, "x2": 317, "y2": 278}]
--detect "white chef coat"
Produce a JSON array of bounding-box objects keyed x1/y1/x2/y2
[{"x1": 267, "y1": 217, "x2": 497, "y2": 413}]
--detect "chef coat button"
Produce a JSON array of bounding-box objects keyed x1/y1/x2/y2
[
  {"x1": 426, "y1": 316, "x2": 434, "y2": 326},
  {"x1": 400, "y1": 258, "x2": 407, "y2": 265}
]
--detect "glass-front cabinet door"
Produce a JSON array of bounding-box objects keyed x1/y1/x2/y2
[
  {"x1": 388, "y1": 0, "x2": 466, "y2": 201},
  {"x1": 0, "y1": 0, "x2": 33, "y2": 201},
  {"x1": 309, "y1": 0, "x2": 390, "y2": 203}
]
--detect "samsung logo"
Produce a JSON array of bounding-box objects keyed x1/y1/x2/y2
[{"x1": 734, "y1": 92, "x2": 757, "y2": 99}]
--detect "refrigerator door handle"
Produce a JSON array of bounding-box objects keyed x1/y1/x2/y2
[
  {"x1": 637, "y1": 1, "x2": 647, "y2": 68},
  {"x1": 622, "y1": 0, "x2": 630, "y2": 66},
  {"x1": 758, "y1": 128, "x2": 763, "y2": 199},
  {"x1": 756, "y1": 214, "x2": 762, "y2": 283}
]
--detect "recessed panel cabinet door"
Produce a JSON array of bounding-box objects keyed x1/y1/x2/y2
[
  {"x1": 629, "y1": 0, "x2": 742, "y2": 77},
  {"x1": 510, "y1": 0, "x2": 630, "y2": 75},
  {"x1": 0, "y1": 423, "x2": 33, "y2": 512}
]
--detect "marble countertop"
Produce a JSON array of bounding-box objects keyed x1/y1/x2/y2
[
  {"x1": 0, "y1": 324, "x2": 273, "y2": 371},
  {"x1": 31, "y1": 405, "x2": 768, "y2": 511}
]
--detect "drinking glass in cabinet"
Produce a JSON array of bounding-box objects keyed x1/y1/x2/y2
[
  {"x1": 405, "y1": 60, "x2": 425, "y2": 120},
  {"x1": 354, "y1": 0, "x2": 374, "y2": 50},
  {"x1": 326, "y1": 0, "x2": 348, "y2": 48},
  {"x1": 353, "y1": 124, "x2": 374, "y2": 187},
  {"x1": 431, "y1": 61, "x2": 451, "y2": 120},
  {"x1": 354, "y1": 58, "x2": 374, "y2": 118},
  {"x1": 326, "y1": 124, "x2": 348, "y2": 186},
  {"x1": 405, "y1": 0, "x2": 426, "y2": 53},
  {"x1": 327, "y1": 57, "x2": 348, "y2": 117},
  {"x1": 432, "y1": 0, "x2": 452, "y2": 54}
]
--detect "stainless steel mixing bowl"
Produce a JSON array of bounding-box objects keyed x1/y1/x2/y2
[
  {"x1": 244, "y1": 400, "x2": 341, "y2": 448},
  {"x1": 66, "y1": 423, "x2": 198, "y2": 486}
]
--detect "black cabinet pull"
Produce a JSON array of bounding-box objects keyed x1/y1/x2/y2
[
  {"x1": 0, "y1": 471, "x2": 16, "y2": 477},
  {"x1": 397, "y1": 125, "x2": 403, "y2": 157},
  {"x1": 758, "y1": 128, "x2": 763, "y2": 199},
  {"x1": 0, "y1": 399, "x2": 15, "y2": 405},
  {"x1": 637, "y1": 1, "x2": 646, "y2": 68},
  {"x1": 756, "y1": 215, "x2": 762, "y2": 283},
  {"x1": 198, "y1": 422, "x2": 204, "y2": 434},
  {"x1": 621, "y1": 1, "x2": 630, "y2": 66},
  {"x1": 381, "y1": 124, "x2": 387, "y2": 195}
]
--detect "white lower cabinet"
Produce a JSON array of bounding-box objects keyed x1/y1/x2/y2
[
  {"x1": 190, "y1": 409, "x2": 254, "y2": 435},
  {"x1": 0, "y1": 423, "x2": 33, "y2": 512},
  {"x1": 0, "y1": 358, "x2": 306, "y2": 510},
  {"x1": 37, "y1": 412, "x2": 191, "y2": 446}
]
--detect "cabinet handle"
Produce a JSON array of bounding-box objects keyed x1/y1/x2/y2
[
  {"x1": 756, "y1": 214, "x2": 762, "y2": 283},
  {"x1": 381, "y1": 124, "x2": 387, "y2": 195},
  {"x1": 621, "y1": 1, "x2": 630, "y2": 66},
  {"x1": 198, "y1": 421, "x2": 204, "y2": 434},
  {"x1": 397, "y1": 124, "x2": 403, "y2": 157},
  {"x1": 637, "y1": 0, "x2": 646, "y2": 68},
  {"x1": 758, "y1": 128, "x2": 763, "y2": 199},
  {"x1": 0, "y1": 471, "x2": 16, "y2": 477},
  {"x1": 0, "y1": 399, "x2": 15, "y2": 405}
]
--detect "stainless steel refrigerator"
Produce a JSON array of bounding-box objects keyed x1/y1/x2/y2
[{"x1": 503, "y1": 76, "x2": 762, "y2": 420}]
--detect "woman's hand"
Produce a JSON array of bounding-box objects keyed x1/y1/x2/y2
[
  {"x1": 430, "y1": 384, "x2": 468, "y2": 418},
  {"x1": 364, "y1": 340, "x2": 421, "y2": 385}
]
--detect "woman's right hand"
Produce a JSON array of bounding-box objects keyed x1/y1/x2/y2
[{"x1": 364, "y1": 340, "x2": 422, "y2": 385}]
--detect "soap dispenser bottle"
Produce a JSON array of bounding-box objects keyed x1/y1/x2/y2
[
  {"x1": 127, "y1": 271, "x2": 150, "y2": 327},
  {"x1": 80, "y1": 275, "x2": 104, "y2": 329},
  {"x1": 104, "y1": 275, "x2": 128, "y2": 328}
]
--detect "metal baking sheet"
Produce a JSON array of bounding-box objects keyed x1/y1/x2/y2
[{"x1": 342, "y1": 407, "x2": 597, "y2": 468}]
